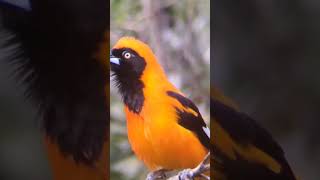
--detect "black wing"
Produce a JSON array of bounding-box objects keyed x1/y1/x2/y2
[
  {"x1": 167, "y1": 91, "x2": 210, "y2": 149},
  {"x1": 211, "y1": 98, "x2": 296, "y2": 180}
]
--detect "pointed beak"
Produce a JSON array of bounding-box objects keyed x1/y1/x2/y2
[{"x1": 110, "y1": 54, "x2": 120, "y2": 65}]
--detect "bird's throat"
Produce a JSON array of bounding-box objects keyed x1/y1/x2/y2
[{"x1": 113, "y1": 72, "x2": 145, "y2": 114}]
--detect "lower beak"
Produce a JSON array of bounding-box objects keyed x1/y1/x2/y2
[{"x1": 110, "y1": 55, "x2": 120, "y2": 65}]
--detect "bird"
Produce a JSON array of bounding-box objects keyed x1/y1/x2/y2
[
  {"x1": 110, "y1": 37, "x2": 210, "y2": 179},
  {"x1": 211, "y1": 87, "x2": 297, "y2": 180},
  {"x1": 0, "y1": 1, "x2": 109, "y2": 179}
]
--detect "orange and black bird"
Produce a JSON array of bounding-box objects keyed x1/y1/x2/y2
[
  {"x1": 0, "y1": 0, "x2": 109, "y2": 179},
  {"x1": 211, "y1": 87, "x2": 296, "y2": 180},
  {"x1": 110, "y1": 37, "x2": 210, "y2": 179}
]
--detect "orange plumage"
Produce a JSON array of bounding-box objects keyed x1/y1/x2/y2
[{"x1": 111, "y1": 37, "x2": 209, "y2": 171}]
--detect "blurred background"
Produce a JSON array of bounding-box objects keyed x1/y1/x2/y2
[
  {"x1": 0, "y1": 52, "x2": 51, "y2": 180},
  {"x1": 2, "y1": 0, "x2": 319, "y2": 180},
  {"x1": 213, "y1": 1, "x2": 320, "y2": 180},
  {"x1": 0, "y1": 1, "x2": 51, "y2": 180},
  {"x1": 110, "y1": 0, "x2": 210, "y2": 179}
]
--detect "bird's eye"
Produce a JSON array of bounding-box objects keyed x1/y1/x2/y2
[{"x1": 123, "y1": 51, "x2": 131, "y2": 59}]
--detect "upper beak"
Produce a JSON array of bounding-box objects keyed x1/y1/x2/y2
[{"x1": 110, "y1": 54, "x2": 120, "y2": 65}]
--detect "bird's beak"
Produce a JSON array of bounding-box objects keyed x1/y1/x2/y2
[{"x1": 110, "y1": 54, "x2": 120, "y2": 65}]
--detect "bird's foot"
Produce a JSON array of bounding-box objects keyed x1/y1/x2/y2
[
  {"x1": 177, "y1": 168, "x2": 210, "y2": 180},
  {"x1": 178, "y1": 169, "x2": 194, "y2": 180},
  {"x1": 177, "y1": 152, "x2": 210, "y2": 180},
  {"x1": 146, "y1": 153, "x2": 210, "y2": 180},
  {"x1": 146, "y1": 169, "x2": 168, "y2": 180}
]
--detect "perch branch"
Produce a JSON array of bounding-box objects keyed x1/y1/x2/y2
[{"x1": 147, "y1": 152, "x2": 210, "y2": 180}]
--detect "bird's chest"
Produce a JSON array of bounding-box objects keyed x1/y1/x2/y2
[
  {"x1": 124, "y1": 103, "x2": 206, "y2": 170},
  {"x1": 125, "y1": 104, "x2": 174, "y2": 170}
]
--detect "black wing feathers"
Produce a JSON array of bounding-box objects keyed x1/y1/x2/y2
[
  {"x1": 167, "y1": 91, "x2": 210, "y2": 149},
  {"x1": 211, "y1": 98, "x2": 284, "y2": 161},
  {"x1": 211, "y1": 98, "x2": 296, "y2": 180}
]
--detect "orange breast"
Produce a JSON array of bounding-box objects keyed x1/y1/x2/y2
[
  {"x1": 44, "y1": 137, "x2": 108, "y2": 180},
  {"x1": 125, "y1": 98, "x2": 208, "y2": 171}
]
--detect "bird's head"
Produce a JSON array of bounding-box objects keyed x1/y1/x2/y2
[
  {"x1": 110, "y1": 37, "x2": 169, "y2": 113},
  {"x1": 110, "y1": 37, "x2": 166, "y2": 82}
]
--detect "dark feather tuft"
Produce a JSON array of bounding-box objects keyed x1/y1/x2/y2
[{"x1": 0, "y1": 0, "x2": 109, "y2": 165}]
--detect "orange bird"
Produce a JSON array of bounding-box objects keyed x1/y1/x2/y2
[
  {"x1": 110, "y1": 37, "x2": 210, "y2": 179},
  {"x1": 0, "y1": 1, "x2": 109, "y2": 179}
]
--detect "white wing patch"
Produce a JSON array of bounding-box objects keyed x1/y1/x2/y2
[{"x1": 202, "y1": 126, "x2": 210, "y2": 138}]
